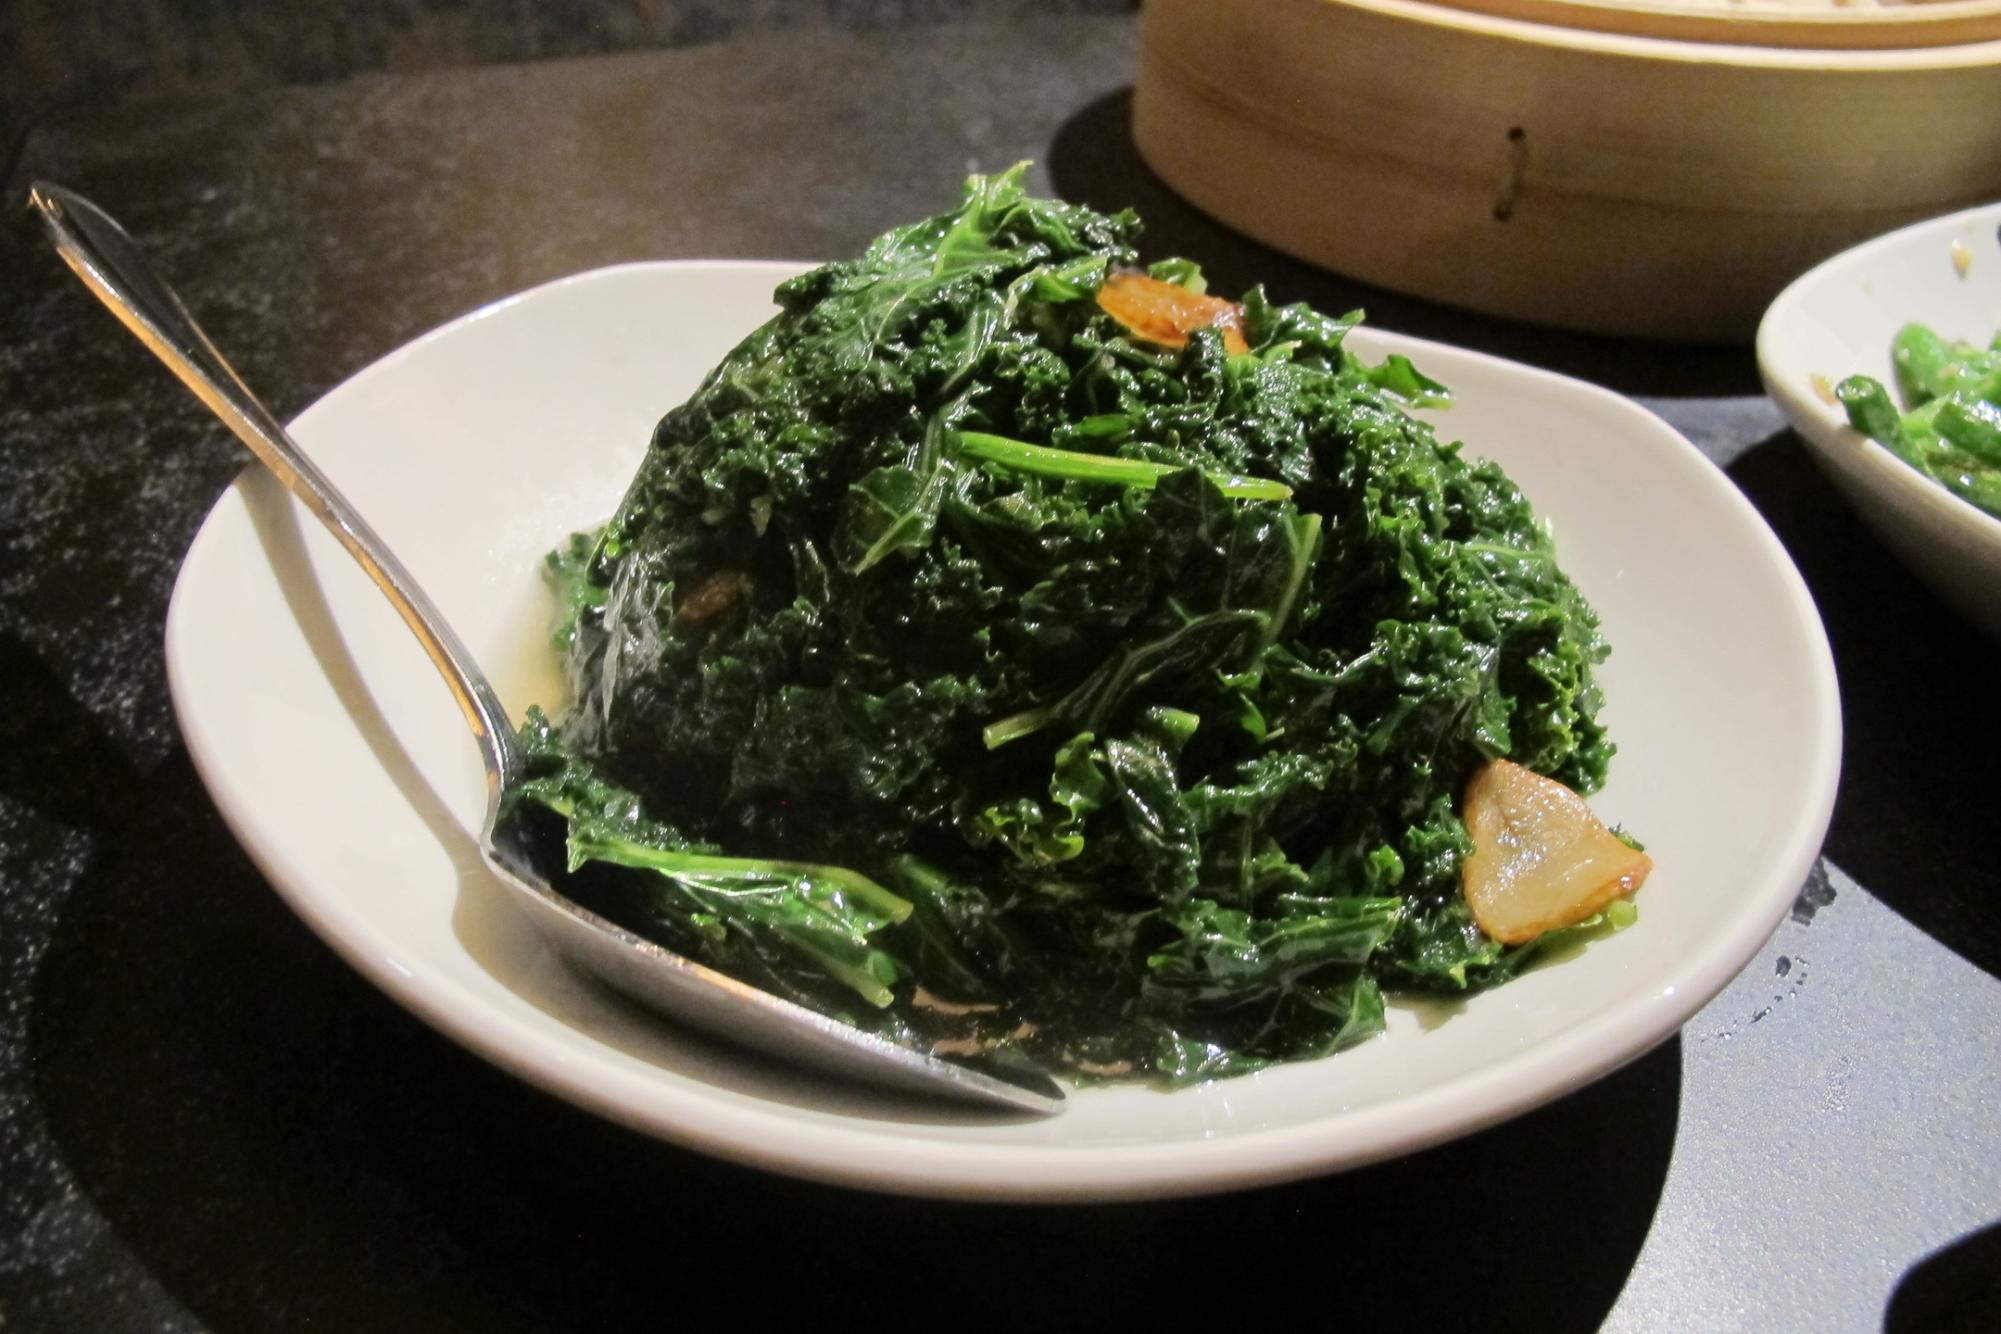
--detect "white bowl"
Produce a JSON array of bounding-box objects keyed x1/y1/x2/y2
[
  {"x1": 1759, "y1": 200, "x2": 2001, "y2": 642},
  {"x1": 166, "y1": 261, "x2": 1839, "y2": 1200}
]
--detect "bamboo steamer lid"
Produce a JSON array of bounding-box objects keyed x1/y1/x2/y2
[{"x1": 1132, "y1": 0, "x2": 2001, "y2": 339}]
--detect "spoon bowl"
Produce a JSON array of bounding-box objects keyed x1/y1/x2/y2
[{"x1": 29, "y1": 181, "x2": 1064, "y2": 1116}]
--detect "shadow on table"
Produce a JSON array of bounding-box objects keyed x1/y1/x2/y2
[
  {"x1": 1724, "y1": 433, "x2": 2001, "y2": 979},
  {"x1": 24, "y1": 733, "x2": 1681, "y2": 1333},
  {"x1": 1888, "y1": 1218, "x2": 2001, "y2": 1334},
  {"x1": 1045, "y1": 89, "x2": 1759, "y2": 397}
]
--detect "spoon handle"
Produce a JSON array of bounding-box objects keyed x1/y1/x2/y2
[
  {"x1": 29, "y1": 182, "x2": 519, "y2": 790},
  {"x1": 31, "y1": 183, "x2": 1068, "y2": 1115}
]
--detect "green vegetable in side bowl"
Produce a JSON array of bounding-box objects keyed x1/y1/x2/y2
[
  {"x1": 1837, "y1": 322, "x2": 2001, "y2": 519},
  {"x1": 502, "y1": 165, "x2": 1643, "y2": 1087}
]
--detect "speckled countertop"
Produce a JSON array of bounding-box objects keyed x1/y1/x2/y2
[{"x1": 1, "y1": 17, "x2": 1996, "y2": 1333}]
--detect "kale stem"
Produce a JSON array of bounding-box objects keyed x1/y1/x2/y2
[
  {"x1": 982, "y1": 702, "x2": 1057, "y2": 751},
  {"x1": 573, "y1": 833, "x2": 914, "y2": 923},
  {"x1": 1260, "y1": 512, "x2": 1323, "y2": 651},
  {"x1": 774, "y1": 932, "x2": 898, "y2": 1008},
  {"x1": 952, "y1": 430, "x2": 1291, "y2": 501}
]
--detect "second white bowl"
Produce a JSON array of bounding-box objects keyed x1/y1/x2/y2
[{"x1": 1758, "y1": 201, "x2": 2001, "y2": 643}]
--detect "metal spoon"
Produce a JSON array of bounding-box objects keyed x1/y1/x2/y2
[{"x1": 30, "y1": 182, "x2": 1064, "y2": 1116}]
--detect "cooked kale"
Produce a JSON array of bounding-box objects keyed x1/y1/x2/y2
[{"x1": 504, "y1": 165, "x2": 1621, "y2": 1084}]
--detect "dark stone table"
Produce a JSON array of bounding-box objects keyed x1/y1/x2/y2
[{"x1": 1, "y1": 17, "x2": 1995, "y2": 1332}]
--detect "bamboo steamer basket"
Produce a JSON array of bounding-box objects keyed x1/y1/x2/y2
[{"x1": 1132, "y1": 0, "x2": 2001, "y2": 339}]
